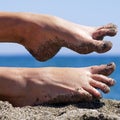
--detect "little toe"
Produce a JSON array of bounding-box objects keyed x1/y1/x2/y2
[
  {"x1": 90, "y1": 62, "x2": 116, "y2": 76},
  {"x1": 92, "y1": 74, "x2": 115, "y2": 86},
  {"x1": 75, "y1": 88, "x2": 93, "y2": 101},
  {"x1": 84, "y1": 85, "x2": 102, "y2": 99}
]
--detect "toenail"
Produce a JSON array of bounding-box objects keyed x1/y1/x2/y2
[
  {"x1": 95, "y1": 92, "x2": 102, "y2": 99},
  {"x1": 107, "y1": 62, "x2": 116, "y2": 71},
  {"x1": 100, "y1": 42, "x2": 109, "y2": 52},
  {"x1": 109, "y1": 78, "x2": 115, "y2": 85},
  {"x1": 102, "y1": 43, "x2": 107, "y2": 50},
  {"x1": 107, "y1": 63, "x2": 113, "y2": 66},
  {"x1": 100, "y1": 41, "x2": 112, "y2": 52},
  {"x1": 103, "y1": 85, "x2": 110, "y2": 93}
]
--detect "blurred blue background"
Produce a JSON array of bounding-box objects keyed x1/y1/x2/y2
[{"x1": 0, "y1": 1, "x2": 120, "y2": 100}]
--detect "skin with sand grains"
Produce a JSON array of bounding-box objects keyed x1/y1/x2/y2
[
  {"x1": 0, "y1": 13, "x2": 117, "y2": 61},
  {"x1": 0, "y1": 12, "x2": 118, "y2": 106},
  {"x1": 22, "y1": 18, "x2": 117, "y2": 61}
]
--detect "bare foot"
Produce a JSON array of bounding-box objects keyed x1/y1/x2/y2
[
  {"x1": 0, "y1": 62, "x2": 115, "y2": 106},
  {"x1": 0, "y1": 13, "x2": 117, "y2": 61},
  {"x1": 19, "y1": 14, "x2": 117, "y2": 61},
  {"x1": 63, "y1": 23, "x2": 117, "y2": 55}
]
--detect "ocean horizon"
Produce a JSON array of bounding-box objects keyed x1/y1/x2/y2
[{"x1": 0, "y1": 55, "x2": 120, "y2": 100}]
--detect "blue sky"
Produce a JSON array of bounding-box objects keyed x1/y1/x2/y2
[{"x1": 0, "y1": 0, "x2": 119, "y2": 56}]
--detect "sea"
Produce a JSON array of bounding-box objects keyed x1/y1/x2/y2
[{"x1": 0, "y1": 55, "x2": 120, "y2": 100}]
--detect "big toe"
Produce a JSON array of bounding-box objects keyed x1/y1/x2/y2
[
  {"x1": 90, "y1": 62, "x2": 116, "y2": 76},
  {"x1": 92, "y1": 23, "x2": 118, "y2": 40}
]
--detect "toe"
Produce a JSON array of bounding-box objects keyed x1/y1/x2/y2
[
  {"x1": 94, "y1": 41, "x2": 112, "y2": 53},
  {"x1": 89, "y1": 40, "x2": 113, "y2": 53},
  {"x1": 91, "y1": 74, "x2": 115, "y2": 86},
  {"x1": 86, "y1": 40, "x2": 113, "y2": 53},
  {"x1": 92, "y1": 23, "x2": 118, "y2": 40},
  {"x1": 67, "y1": 38, "x2": 113, "y2": 54},
  {"x1": 103, "y1": 23, "x2": 118, "y2": 35},
  {"x1": 76, "y1": 88, "x2": 93, "y2": 101},
  {"x1": 90, "y1": 62, "x2": 116, "y2": 76},
  {"x1": 83, "y1": 85, "x2": 102, "y2": 98},
  {"x1": 90, "y1": 80, "x2": 110, "y2": 93}
]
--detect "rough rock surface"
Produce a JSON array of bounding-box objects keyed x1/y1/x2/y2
[{"x1": 0, "y1": 99, "x2": 120, "y2": 120}]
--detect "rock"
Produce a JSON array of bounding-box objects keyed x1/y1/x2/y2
[{"x1": 0, "y1": 99, "x2": 120, "y2": 120}]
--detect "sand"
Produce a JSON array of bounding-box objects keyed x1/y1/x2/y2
[{"x1": 0, "y1": 98, "x2": 120, "y2": 120}]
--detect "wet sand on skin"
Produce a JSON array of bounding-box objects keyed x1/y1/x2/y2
[{"x1": 0, "y1": 98, "x2": 120, "y2": 120}]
